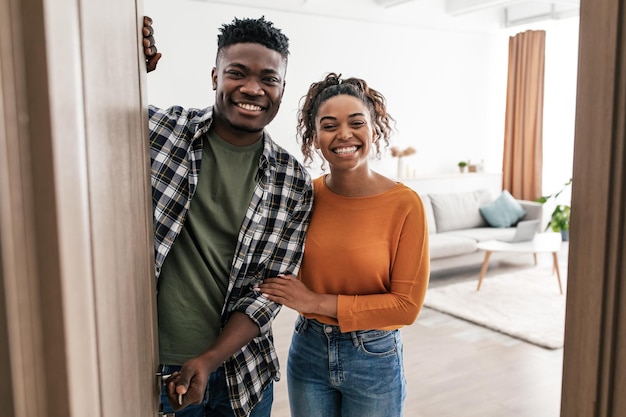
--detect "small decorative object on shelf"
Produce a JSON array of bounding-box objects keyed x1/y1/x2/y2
[
  {"x1": 390, "y1": 146, "x2": 417, "y2": 178},
  {"x1": 458, "y1": 160, "x2": 468, "y2": 173}
]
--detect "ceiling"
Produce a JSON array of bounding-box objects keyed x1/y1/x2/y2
[
  {"x1": 202, "y1": 0, "x2": 580, "y2": 32},
  {"x1": 437, "y1": 0, "x2": 579, "y2": 27}
]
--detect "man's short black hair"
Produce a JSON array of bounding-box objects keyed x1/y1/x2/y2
[{"x1": 217, "y1": 16, "x2": 290, "y2": 59}]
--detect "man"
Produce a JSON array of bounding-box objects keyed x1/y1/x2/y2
[{"x1": 142, "y1": 16, "x2": 313, "y2": 417}]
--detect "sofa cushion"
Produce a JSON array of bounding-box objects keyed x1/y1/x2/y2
[
  {"x1": 442, "y1": 227, "x2": 516, "y2": 242},
  {"x1": 479, "y1": 190, "x2": 527, "y2": 228},
  {"x1": 420, "y1": 194, "x2": 437, "y2": 234},
  {"x1": 429, "y1": 234, "x2": 477, "y2": 259},
  {"x1": 429, "y1": 189, "x2": 492, "y2": 232}
]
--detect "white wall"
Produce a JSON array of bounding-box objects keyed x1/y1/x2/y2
[{"x1": 144, "y1": 0, "x2": 578, "y2": 193}]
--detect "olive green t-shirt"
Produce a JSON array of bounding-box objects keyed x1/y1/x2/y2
[{"x1": 157, "y1": 130, "x2": 263, "y2": 364}]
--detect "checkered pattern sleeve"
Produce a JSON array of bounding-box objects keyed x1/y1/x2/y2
[
  {"x1": 147, "y1": 105, "x2": 211, "y2": 276},
  {"x1": 224, "y1": 138, "x2": 314, "y2": 417},
  {"x1": 231, "y1": 171, "x2": 313, "y2": 334}
]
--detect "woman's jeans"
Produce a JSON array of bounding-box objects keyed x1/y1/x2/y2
[
  {"x1": 287, "y1": 316, "x2": 406, "y2": 417},
  {"x1": 159, "y1": 365, "x2": 273, "y2": 417}
]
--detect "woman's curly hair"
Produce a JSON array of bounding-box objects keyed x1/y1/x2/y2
[{"x1": 297, "y1": 73, "x2": 395, "y2": 168}]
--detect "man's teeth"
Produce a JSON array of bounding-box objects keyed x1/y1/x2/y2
[
  {"x1": 239, "y1": 103, "x2": 262, "y2": 111},
  {"x1": 334, "y1": 146, "x2": 358, "y2": 154}
]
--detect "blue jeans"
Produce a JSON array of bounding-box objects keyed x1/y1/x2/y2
[
  {"x1": 159, "y1": 365, "x2": 273, "y2": 417},
  {"x1": 287, "y1": 316, "x2": 406, "y2": 417}
]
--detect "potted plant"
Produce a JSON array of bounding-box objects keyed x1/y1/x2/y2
[
  {"x1": 458, "y1": 161, "x2": 468, "y2": 173},
  {"x1": 536, "y1": 178, "x2": 572, "y2": 241},
  {"x1": 546, "y1": 204, "x2": 571, "y2": 241}
]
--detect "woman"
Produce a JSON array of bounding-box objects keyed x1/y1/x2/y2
[{"x1": 257, "y1": 73, "x2": 430, "y2": 417}]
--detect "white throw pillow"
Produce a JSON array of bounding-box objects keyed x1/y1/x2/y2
[{"x1": 429, "y1": 189, "x2": 492, "y2": 232}]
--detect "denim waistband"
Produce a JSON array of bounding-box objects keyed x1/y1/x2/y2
[{"x1": 296, "y1": 315, "x2": 396, "y2": 342}]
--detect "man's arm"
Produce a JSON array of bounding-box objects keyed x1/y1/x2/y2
[
  {"x1": 230, "y1": 179, "x2": 314, "y2": 335},
  {"x1": 166, "y1": 172, "x2": 314, "y2": 411},
  {"x1": 143, "y1": 16, "x2": 162, "y2": 72}
]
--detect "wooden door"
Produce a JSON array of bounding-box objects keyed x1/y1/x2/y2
[
  {"x1": 0, "y1": 0, "x2": 158, "y2": 415},
  {"x1": 560, "y1": 0, "x2": 626, "y2": 415}
]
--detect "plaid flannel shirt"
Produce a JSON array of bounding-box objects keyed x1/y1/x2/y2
[{"x1": 148, "y1": 105, "x2": 313, "y2": 417}]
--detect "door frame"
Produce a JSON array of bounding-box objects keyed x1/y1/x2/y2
[
  {"x1": 1, "y1": 0, "x2": 625, "y2": 416},
  {"x1": 560, "y1": 0, "x2": 626, "y2": 415},
  {"x1": 0, "y1": 0, "x2": 158, "y2": 415}
]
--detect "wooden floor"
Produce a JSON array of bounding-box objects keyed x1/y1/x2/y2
[{"x1": 270, "y1": 244, "x2": 568, "y2": 417}]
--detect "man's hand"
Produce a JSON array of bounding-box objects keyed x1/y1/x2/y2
[
  {"x1": 143, "y1": 16, "x2": 162, "y2": 72},
  {"x1": 164, "y1": 312, "x2": 262, "y2": 411},
  {"x1": 165, "y1": 357, "x2": 211, "y2": 411}
]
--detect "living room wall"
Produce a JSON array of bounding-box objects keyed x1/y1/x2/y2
[{"x1": 144, "y1": 0, "x2": 578, "y2": 195}]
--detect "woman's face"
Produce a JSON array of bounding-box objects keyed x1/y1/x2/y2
[{"x1": 313, "y1": 94, "x2": 375, "y2": 171}]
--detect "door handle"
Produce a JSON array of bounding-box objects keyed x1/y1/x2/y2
[{"x1": 156, "y1": 370, "x2": 175, "y2": 416}]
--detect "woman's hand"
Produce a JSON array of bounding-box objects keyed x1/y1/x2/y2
[{"x1": 257, "y1": 275, "x2": 337, "y2": 317}]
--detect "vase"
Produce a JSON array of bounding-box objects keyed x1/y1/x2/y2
[{"x1": 396, "y1": 158, "x2": 404, "y2": 179}]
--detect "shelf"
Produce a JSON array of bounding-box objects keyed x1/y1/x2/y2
[{"x1": 399, "y1": 172, "x2": 502, "y2": 197}]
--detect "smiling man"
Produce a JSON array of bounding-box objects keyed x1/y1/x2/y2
[{"x1": 143, "y1": 16, "x2": 313, "y2": 417}]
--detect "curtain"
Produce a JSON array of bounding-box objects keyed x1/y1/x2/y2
[{"x1": 502, "y1": 30, "x2": 546, "y2": 200}]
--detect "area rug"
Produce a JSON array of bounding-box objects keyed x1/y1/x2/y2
[{"x1": 423, "y1": 265, "x2": 567, "y2": 349}]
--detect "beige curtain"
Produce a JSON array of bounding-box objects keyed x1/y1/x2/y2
[{"x1": 502, "y1": 30, "x2": 546, "y2": 200}]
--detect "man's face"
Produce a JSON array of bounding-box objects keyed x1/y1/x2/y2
[{"x1": 211, "y1": 43, "x2": 287, "y2": 146}]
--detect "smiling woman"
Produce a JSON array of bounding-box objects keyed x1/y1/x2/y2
[{"x1": 258, "y1": 72, "x2": 430, "y2": 417}]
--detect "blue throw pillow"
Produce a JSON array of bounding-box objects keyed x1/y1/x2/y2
[{"x1": 479, "y1": 190, "x2": 527, "y2": 228}]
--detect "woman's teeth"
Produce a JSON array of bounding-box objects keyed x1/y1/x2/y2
[{"x1": 334, "y1": 146, "x2": 357, "y2": 154}]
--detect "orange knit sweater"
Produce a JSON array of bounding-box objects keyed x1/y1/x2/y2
[{"x1": 299, "y1": 176, "x2": 430, "y2": 332}]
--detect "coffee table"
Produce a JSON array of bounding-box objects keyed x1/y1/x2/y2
[{"x1": 476, "y1": 232, "x2": 564, "y2": 294}]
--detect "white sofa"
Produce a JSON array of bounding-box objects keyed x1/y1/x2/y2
[{"x1": 420, "y1": 188, "x2": 543, "y2": 275}]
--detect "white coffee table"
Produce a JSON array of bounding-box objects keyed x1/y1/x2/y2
[{"x1": 476, "y1": 232, "x2": 564, "y2": 294}]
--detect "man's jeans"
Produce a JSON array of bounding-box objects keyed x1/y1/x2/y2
[
  {"x1": 287, "y1": 316, "x2": 406, "y2": 417},
  {"x1": 160, "y1": 365, "x2": 273, "y2": 417}
]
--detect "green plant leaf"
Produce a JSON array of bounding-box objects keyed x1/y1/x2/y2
[{"x1": 547, "y1": 204, "x2": 571, "y2": 232}]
